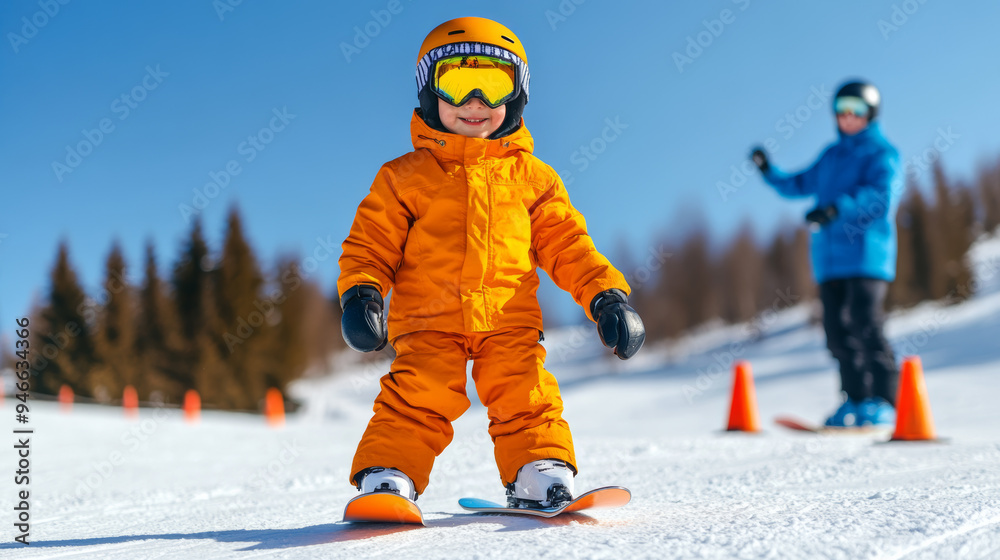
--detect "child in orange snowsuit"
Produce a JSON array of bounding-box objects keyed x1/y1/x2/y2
[{"x1": 338, "y1": 17, "x2": 645, "y2": 504}]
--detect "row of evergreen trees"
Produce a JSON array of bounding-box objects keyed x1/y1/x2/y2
[
  {"x1": 10, "y1": 158, "x2": 1000, "y2": 408},
  {"x1": 23, "y1": 208, "x2": 343, "y2": 411},
  {"x1": 629, "y1": 158, "x2": 1000, "y2": 342}
]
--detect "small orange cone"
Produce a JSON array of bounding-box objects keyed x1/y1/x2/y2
[
  {"x1": 891, "y1": 356, "x2": 938, "y2": 441},
  {"x1": 264, "y1": 387, "x2": 285, "y2": 427},
  {"x1": 122, "y1": 385, "x2": 139, "y2": 418},
  {"x1": 726, "y1": 361, "x2": 761, "y2": 432},
  {"x1": 183, "y1": 389, "x2": 201, "y2": 424},
  {"x1": 58, "y1": 384, "x2": 74, "y2": 413}
]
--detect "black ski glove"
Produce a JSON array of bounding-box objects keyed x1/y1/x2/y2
[
  {"x1": 340, "y1": 284, "x2": 388, "y2": 352},
  {"x1": 750, "y1": 147, "x2": 770, "y2": 174},
  {"x1": 590, "y1": 289, "x2": 645, "y2": 360},
  {"x1": 805, "y1": 204, "x2": 839, "y2": 227}
]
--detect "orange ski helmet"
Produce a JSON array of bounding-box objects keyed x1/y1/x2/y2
[{"x1": 415, "y1": 17, "x2": 530, "y2": 139}]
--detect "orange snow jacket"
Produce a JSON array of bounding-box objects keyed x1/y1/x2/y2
[{"x1": 338, "y1": 111, "x2": 629, "y2": 341}]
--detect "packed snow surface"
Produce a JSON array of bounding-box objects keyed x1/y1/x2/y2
[{"x1": 3, "y1": 236, "x2": 1000, "y2": 559}]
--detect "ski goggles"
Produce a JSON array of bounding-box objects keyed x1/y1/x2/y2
[
  {"x1": 431, "y1": 55, "x2": 518, "y2": 108},
  {"x1": 834, "y1": 96, "x2": 869, "y2": 117}
]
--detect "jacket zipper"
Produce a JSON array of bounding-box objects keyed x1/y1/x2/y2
[{"x1": 417, "y1": 134, "x2": 446, "y2": 146}]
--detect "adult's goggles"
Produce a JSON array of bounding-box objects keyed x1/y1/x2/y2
[
  {"x1": 834, "y1": 96, "x2": 869, "y2": 117},
  {"x1": 431, "y1": 55, "x2": 518, "y2": 108}
]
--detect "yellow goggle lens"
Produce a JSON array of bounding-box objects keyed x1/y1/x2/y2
[{"x1": 432, "y1": 55, "x2": 516, "y2": 108}]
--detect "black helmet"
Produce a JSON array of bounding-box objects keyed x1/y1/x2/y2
[{"x1": 834, "y1": 80, "x2": 881, "y2": 121}]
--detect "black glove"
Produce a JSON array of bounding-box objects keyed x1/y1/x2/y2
[
  {"x1": 340, "y1": 284, "x2": 388, "y2": 352},
  {"x1": 590, "y1": 289, "x2": 645, "y2": 360},
  {"x1": 805, "y1": 204, "x2": 839, "y2": 227},
  {"x1": 750, "y1": 147, "x2": 770, "y2": 174}
]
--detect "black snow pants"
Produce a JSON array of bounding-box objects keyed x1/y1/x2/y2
[{"x1": 819, "y1": 278, "x2": 899, "y2": 404}]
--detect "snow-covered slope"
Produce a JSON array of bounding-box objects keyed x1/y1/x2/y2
[{"x1": 3, "y1": 236, "x2": 1000, "y2": 559}]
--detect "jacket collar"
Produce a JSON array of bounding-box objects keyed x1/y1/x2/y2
[
  {"x1": 409, "y1": 110, "x2": 534, "y2": 164},
  {"x1": 837, "y1": 122, "x2": 882, "y2": 148}
]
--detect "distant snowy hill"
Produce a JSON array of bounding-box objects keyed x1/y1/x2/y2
[{"x1": 3, "y1": 235, "x2": 1000, "y2": 559}]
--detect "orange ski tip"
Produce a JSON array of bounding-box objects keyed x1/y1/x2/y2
[
  {"x1": 344, "y1": 493, "x2": 424, "y2": 525},
  {"x1": 563, "y1": 487, "x2": 631, "y2": 514}
]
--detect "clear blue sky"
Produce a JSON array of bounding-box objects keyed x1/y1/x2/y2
[{"x1": 3, "y1": 0, "x2": 1000, "y2": 334}]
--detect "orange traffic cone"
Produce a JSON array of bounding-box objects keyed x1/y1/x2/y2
[
  {"x1": 58, "y1": 384, "x2": 74, "y2": 413},
  {"x1": 264, "y1": 387, "x2": 285, "y2": 427},
  {"x1": 726, "y1": 361, "x2": 761, "y2": 432},
  {"x1": 122, "y1": 385, "x2": 139, "y2": 419},
  {"x1": 891, "y1": 356, "x2": 939, "y2": 441},
  {"x1": 183, "y1": 389, "x2": 201, "y2": 424}
]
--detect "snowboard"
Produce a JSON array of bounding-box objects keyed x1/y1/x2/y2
[
  {"x1": 774, "y1": 415, "x2": 891, "y2": 435},
  {"x1": 458, "y1": 486, "x2": 630, "y2": 518},
  {"x1": 343, "y1": 491, "x2": 424, "y2": 525}
]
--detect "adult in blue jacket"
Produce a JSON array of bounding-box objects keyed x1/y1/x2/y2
[{"x1": 751, "y1": 80, "x2": 902, "y2": 427}]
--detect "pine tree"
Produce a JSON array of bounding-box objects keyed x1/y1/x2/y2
[
  {"x1": 718, "y1": 223, "x2": 762, "y2": 324},
  {"x1": 951, "y1": 185, "x2": 978, "y2": 300},
  {"x1": 889, "y1": 187, "x2": 917, "y2": 308},
  {"x1": 635, "y1": 236, "x2": 680, "y2": 341},
  {"x1": 134, "y1": 240, "x2": 185, "y2": 403},
  {"x1": 91, "y1": 241, "x2": 138, "y2": 401},
  {"x1": 32, "y1": 242, "x2": 97, "y2": 396},
  {"x1": 908, "y1": 187, "x2": 946, "y2": 301},
  {"x1": 979, "y1": 161, "x2": 1000, "y2": 234},
  {"x1": 673, "y1": 228, "x2": 717, "y2": 331},
  {"x1": 261, "y1": 259, "x2": 310, "y2": 392},
  {"x1": 789, "y1": 227, "x2": 815, "y2": 301},
  {"x1": 171, "y1": 219, "x2": 238, "y2": 408},
  {"x1": 214, "y1": 206, "x2": 267, "y2": 410},
  {"x1": 762, "y1": 229, "x2": 790, "y2": 308},
  {"x1": 932, "y1": 161, "x2": 973, "y2": 301}
]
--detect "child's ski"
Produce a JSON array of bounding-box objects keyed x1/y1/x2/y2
[
  {"x1": 775, "y1": 416, "x2": 890, "y2": 435},
  {"x1": 458, "y1": 486, "x2": 630, "y2": 518},
  {"x1": 343, "y1": 491, "x2": 424, "y2": 525}
]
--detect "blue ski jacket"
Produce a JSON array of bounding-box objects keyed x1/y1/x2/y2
[{"x1": 762, "y1": 123, "x2": 903, "y2": 283}]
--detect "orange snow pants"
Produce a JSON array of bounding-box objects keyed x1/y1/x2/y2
[{"x1": 350, "y1": 327, "x2": 576, "y2": 495}]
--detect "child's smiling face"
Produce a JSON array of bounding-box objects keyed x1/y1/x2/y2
[{"x1": 437, "y1": 97, "x2": 506, "y2": 139}]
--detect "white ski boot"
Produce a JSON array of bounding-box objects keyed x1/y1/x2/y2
[
  {"x1": 358, "y1": 467, "x2": 417, "y2": 501},
  {"x1": 506, "y1": 459, "x2": 575, "y2": 508}
]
